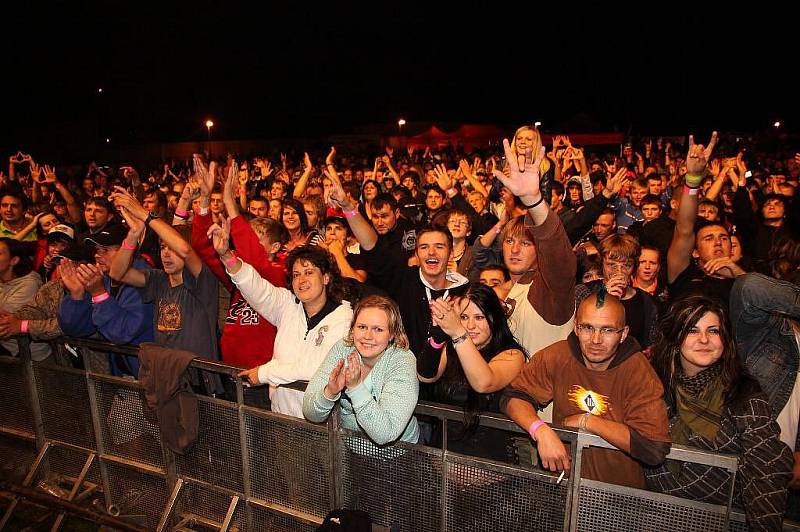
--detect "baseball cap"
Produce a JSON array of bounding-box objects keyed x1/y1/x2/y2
[
  {"x1": 84, "y1": 224, "x2": 127, "y2": 247},
  {"x1": 47, "y1": 224, "x2": 75, "y2": 242}
]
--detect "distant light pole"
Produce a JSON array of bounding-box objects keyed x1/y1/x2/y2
[
  {"x1": 534, "y1": 121, "x2": 542, "y2": 128},
  {"x1": 205, "y1": 120, "x2": 214, "y2": 140},
  {"x1": 398, "y1": 118, "x2": 406, "y2": 135},
  {"x1": 774, "y1": 121, "x2": 782, "y2": 129}
]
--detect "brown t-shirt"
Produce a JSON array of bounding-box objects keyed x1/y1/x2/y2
[{"x1": 508, "y1": 336, "x2": 670, "y2": 488}]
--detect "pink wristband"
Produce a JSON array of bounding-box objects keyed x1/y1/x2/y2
[
  {"x1": 528, "y1": 420, "x2": 546, "y2": 441},
  {"x1": 92, "y1": 292, "x2": 111, "y2": 304},
  {"x1": 121, "y1": 240, "x2": 137, "y2": 251},
  {"x1": 342, "y1": 206, "x2": 359, "y2": 218},
  {"x1": 20, "y1": 320, "x2": 29, "y2": 334},
  {"x1": 683, "y1": 185, "x2": 699, "y2": 196},
  {"x1": 175, "y1": 208, "x2": 189, "y2": 218},
  {"x1": 428, "y1": 337, "x2": 446, "y2": 349},
  {"x1": 223, "y1": 254, "x2": 238, "y2": 269}
]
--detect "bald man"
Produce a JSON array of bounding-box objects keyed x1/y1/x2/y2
[{"x1": 501, "y1": 293, "x2": 670, "y2": 488}]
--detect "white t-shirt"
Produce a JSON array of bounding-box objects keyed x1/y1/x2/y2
[{"x1": 776, "y1": 322, "x2": 800, "y2": 451}]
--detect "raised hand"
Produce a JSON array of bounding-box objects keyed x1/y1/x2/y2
[
  {"x1": 181, "y1": 181, "x2": 201, "y2": 204},
  {"x1": 120, "y1": 165, "x2": 140, "y2": 185},
  {"x1": 261, "y1": 160, "x2": 273, "y2": 178},
  {"x1": 192, "y1": 154, "x2": 216, "y2": 196},
  {"x1": 29, "y1": 160, "x2": 41, "y2": 182},
  {"x1": 303, "y1": 152, "x2": 313, "y2": 173},
  {"x1": 324, "y1": 165, "x2": 352, "y2": 210},
  {"x1": 42, "y1": 165, "x2": 58, "y2": 183},
  {"x1": 709, "y1": 159, "x2": 721, "y2": 177},
  {"x1": 603, "y1": 167, "x2": 630, "y2": 198},
  {"x1": 206, "y1": 216, "x2": 231, "y2": 256},
  {"x1": 326, "y1": 146, "x2": 337, "y2": 167},
  {"x1": 385, "y1": 146, "x2": 394, "y2": 158},
  {"x1": 433, "y1": 163, "x2": 454, "y2": 191},
  {"x1": 458, "y1": 159, "x2": 473, "y2": 178},
  {"x1": 492, "y1": 138, "x2": 546, "y2": 204},
  {"x1": 118, "y1": 206, "x2": 146, "y2": 239},
  {"x1": 109, "y1": 186, "x2": 148, "y2": 221},
  {"x1": 685, "y1": 131, "x2": 718, "y2": 185}
]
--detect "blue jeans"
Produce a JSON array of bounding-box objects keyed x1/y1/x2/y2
[{"x1": 730, "y1": 273, "x2": 800, "y2": 450}]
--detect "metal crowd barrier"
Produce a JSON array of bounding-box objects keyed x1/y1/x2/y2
[{"x1": 0, "y1": 337, "x2": 798, "y2": 531}]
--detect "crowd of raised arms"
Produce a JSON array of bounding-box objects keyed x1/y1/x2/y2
[{"x1": 2, "y1": 128, "x2": 800, "y2": 529}]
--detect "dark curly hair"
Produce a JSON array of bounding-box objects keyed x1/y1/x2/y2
[{"x1": 285, "y1": 245, "x2": 346, "y2": 305}]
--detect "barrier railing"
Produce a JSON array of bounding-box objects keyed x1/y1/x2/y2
[{"x1": 0, "y1": 337, "x2": 797, "y2": 531}]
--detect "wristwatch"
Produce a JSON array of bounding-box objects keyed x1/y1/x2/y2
[{"x1": 145, "y1": 212, "x2": 160, "y2": 226}]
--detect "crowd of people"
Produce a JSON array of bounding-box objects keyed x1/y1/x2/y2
[{"x1": 2, "y1": 126, "x2": 800, "y2": 529}]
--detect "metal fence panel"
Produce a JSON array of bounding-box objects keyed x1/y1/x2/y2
[
  {"x1": 0, "y1": 433, "x2": 37, "y2": 484},
  {"x1": 102, "y1": 459, "x2": 169, "y2": 530},
  {"x1": 0, "y1": 358, "x2": 34, "y2": 434},
  {"x1": 30, "y1": 444, "x2": 101, "y2": 498},
  {"x1": 169, "y1": 480, "x2": 240, "y2": 529},
  {"x1": 33, "y1": 364, "x2": 96, "y2": 450},
  {"x1": 244, "y1": 408, "x2": 331, "y2": 519},
  {"x1": 248, "y1": 502, "x2": 320, "y2": 532},
  {"x1": 338, "y1": 432, "x2": 443, "y2": 532},
  {"x1": 445, "y1": 455, "x2": 570, "y2": 532},
  {"x1": 576, "y1": 479, "x2": 730, "y2": 532},
  {"x1": 93, "y1": 378, "x2": 164, "y2": 469},
  {"x1": 175, "y1": 397, "x2": 244, "y2": 492}
]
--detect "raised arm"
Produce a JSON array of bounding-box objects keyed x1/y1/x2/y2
[
  {"x1": 326, "y1": 158, "x2": 378, "y2": 251},
  {"x1": 431, "y1": 297, "x2": 524, "y2": 393},
  {"x1": 382, "y1": 155, "x2": 400, "y2": 185},
  {"x1": 493, "y1": 138, "x2": 549, "y2": 226},
  {"x1": 666, "y1": 131, "x2": 718, "y2": 283},
  {"x1": 292, "y1": 153, "x2": 314, "y2": 199},
  {"x1": 43, "y1": 165, "x2": 81, "y2": 224},
  {"x1": 108, "y1": 207, "x2": 147, "y2": 287},
  {"x1": 458, "y1": 159, "x2": 488, "y2": 197},
  {"x1": 111, "y1": 186, "x2": 202, "y2": 277}
]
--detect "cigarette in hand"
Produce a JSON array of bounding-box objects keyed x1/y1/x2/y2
[{"x1": 556, "y1": 470, "x2": 566, "y2": 485}]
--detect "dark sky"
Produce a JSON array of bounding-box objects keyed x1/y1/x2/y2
[{"x1": 2, "y1": 2, "x2": 795, "y2": 156}]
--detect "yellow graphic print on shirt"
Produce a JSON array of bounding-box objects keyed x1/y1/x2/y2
[
  {"x1": 157, "y1": 301, "x2": 182, "y2": 331},
  {"x1": 568, "y1": 385, "x2": 610, "y2": 415}
]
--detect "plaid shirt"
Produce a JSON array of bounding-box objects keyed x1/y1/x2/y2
[{"x1": 645, "y1": 394, "x2": 793, "y2": 531}]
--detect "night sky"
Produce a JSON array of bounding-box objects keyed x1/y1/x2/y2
[{"x1": 2, "y1": 2, "x2": 795, "y2": 159}]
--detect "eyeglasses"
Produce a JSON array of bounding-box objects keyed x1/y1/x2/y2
[{"x1": 575, "y1": 323, "x2": 625, "y2": 338}]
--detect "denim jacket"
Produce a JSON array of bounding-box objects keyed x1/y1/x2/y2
[{"x1": 730, "y1": 273, "x2": 800, "y2": 451}]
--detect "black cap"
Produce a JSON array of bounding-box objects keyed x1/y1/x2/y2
[
  {"x1": 84, "y1": 224, "x2": 127, "y2": 247},
  {"x1": 323, "y1": 215, "x2": 348, "y2": 229}
]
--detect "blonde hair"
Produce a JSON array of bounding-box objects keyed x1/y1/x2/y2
[
  {"x1": 344, "y1": 295, "x2": 409, "y2": 350},
  {"x1": 509, "y1": 125, "x2": 551, "y2": 175}
]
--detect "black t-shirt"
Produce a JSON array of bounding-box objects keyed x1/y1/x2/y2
[{"x1": 668, "y1": 261, "x2": 735, "y2": 307}]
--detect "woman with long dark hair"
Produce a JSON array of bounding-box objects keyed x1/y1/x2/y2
[
  {"x1": 281, "y1": 198, "x2": 320, "y2": 252},
  {"x1": 423, "y1": 283, "x2": 526, "y2": 460},
  {"x1": 646, "y1": 296, "x2": 792, "y2": 531}
]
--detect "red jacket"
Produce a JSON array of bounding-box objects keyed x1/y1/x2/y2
[{"x1": 192, "y1": 213, "x2": 286, "y2": 369}]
